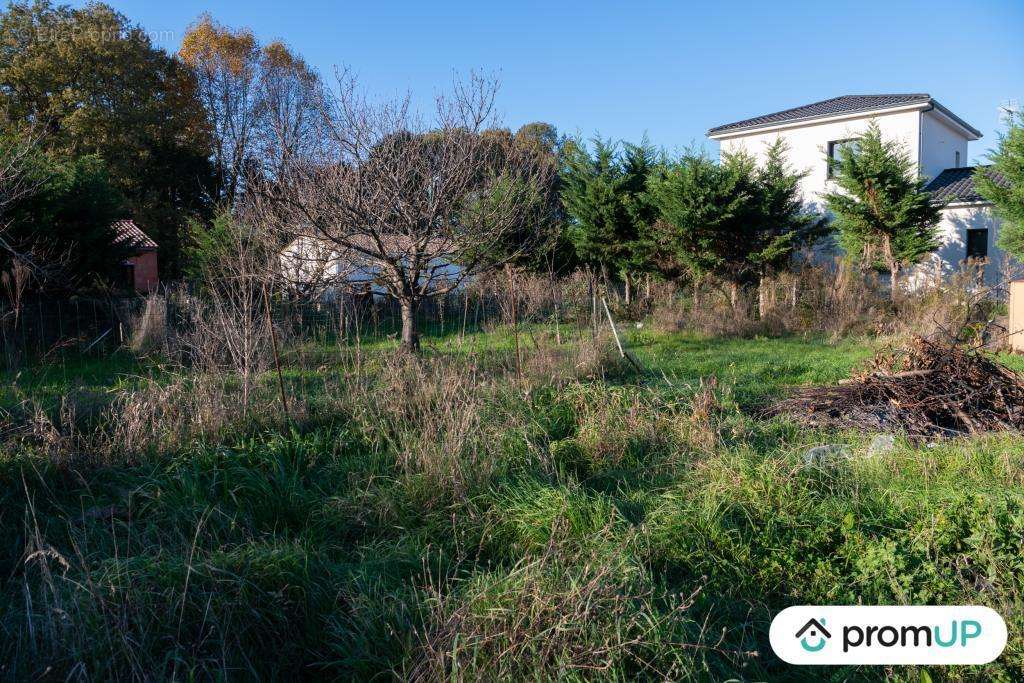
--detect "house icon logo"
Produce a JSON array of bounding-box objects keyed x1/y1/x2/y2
[{"x1": 795, "y1": 618, "x2": 831, "y2": 652}]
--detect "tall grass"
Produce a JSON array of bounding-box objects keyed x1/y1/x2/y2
[{"x1": 2, "y1": 309, "x2": 1022, "y2": 679}]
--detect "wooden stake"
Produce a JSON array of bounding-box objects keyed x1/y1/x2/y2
[
  {"x1": 601, "y1": 296, "x2": 645, "y2": 374},
  {"x1": 263, "y1": 282, "x2": 290, "y2": 421},
  {"x1": 507, "y1": 264, "x2": 522, "y2": 381}
]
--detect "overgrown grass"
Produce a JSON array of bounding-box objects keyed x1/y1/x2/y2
[
  {"x1": 0, "y1": 351, "x2": 150, "y2": 409},
  {"x1": 1, "y1": 327, "x2": 1022, "y2": 680}
]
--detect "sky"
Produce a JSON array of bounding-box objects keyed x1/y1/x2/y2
[{"x1": 70, "y1": 0, "x2": 1024, "y2": 164}]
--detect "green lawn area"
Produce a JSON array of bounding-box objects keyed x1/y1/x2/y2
[
  {"x1": 0, "y1": 351, "x2": 152, "y2": 409},
  {"x1": 2, "y1": 327, "x2": 1023, "y2": 680},
  {"x1": 626, "y1": 329, "x2": 875, "y2": 403}
]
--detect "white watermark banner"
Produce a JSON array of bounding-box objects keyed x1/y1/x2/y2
[{"x1": 770, "y1": 605, "x2": 1007, "y2": 665}]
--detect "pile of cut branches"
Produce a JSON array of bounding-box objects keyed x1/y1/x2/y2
[{"x1": 770, "y1": 336, "x2": 1024, "y2": 438}]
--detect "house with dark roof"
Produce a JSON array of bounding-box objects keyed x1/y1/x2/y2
[
  {"x1": 112, "y1": 219, "x2": 159, "y2": 293},
  {"x1": 708, "y1": 94, "x2": 1014, "y2": 286}
]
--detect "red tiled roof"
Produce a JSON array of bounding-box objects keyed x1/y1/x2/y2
[{"x1": 112, "y1": 219, "x2": 158, "y2": 251}]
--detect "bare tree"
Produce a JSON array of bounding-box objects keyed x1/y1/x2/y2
[
  {"x1": 0, "y1": 125, "x2": 41, "y2": 219},
  {"x1": 184, "y1": 213, "x2": 275, "y2": 412},
  {"x1": 250, "y1": 72, "x2": 553, "y2": 352},
  {"x1": 181, "y1": 17, "x2": 327, "y2": 204},
  {"x1": 180, "y1": 14, "x2": 263, "y2": 204},
  {"x1": 256, "y1": 42, "x2": 326, "y2": 182}
]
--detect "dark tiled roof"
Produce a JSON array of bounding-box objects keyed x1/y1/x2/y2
[
  {"x1": 708, "y1": 94, "x2": 934, "y2": 135},
  {"x1": 925, "y1": 166, "x2": 1008, "y2": 205},
  {"x1": 112, "y1": 219, "x2": 158, "y2": 251}
]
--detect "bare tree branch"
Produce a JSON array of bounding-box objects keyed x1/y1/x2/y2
[{"x1": 248, "y1": 72, "x2": 553, "y2": 351}]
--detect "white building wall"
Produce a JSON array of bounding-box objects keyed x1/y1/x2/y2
[
  {"x1": 907, "y1": 204, "x2": 1005, "y2": 288},
  {"x1": 717, "y1": 109, "x2": 922, "y2": 212},
  {"x1": 710, "y1": 103, "x2": 1014, "y2": 288},
  {"x1": 919, "y1": 110, "x2": 970, "y2": 182},
  {"x1": 280, "y1": 236, "x2": 465, "y2": 301}
]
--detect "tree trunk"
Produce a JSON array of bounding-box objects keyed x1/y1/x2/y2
[
  {"x1": 757, "y1": 277, "x2": 768, "y2": 319},
  {"x1": 729, "y1": 281, "x2": 740, "y2": 312},
  {"x1": 400, "y1": 298, "x2": 419, "y2": 352},
  {"x1": 623, "y1": 271, "x2": 632, "y2": 306},
  {"x1": 506, "y1": 264, "x2": 522, "y2": 380},
  {"x1": 882, "y1": 235, "x2": 900, "y2": 300}
]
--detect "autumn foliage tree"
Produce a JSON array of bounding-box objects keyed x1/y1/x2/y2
[
  {"x1": 179, "y1": 14, "x2": 262, "y2": 205},
  {"x1": 0, "y1": 0, "x2": 215, "y2": 277},
  {"x1": 180, "y1": 14, "x2": 325, "y2": 204}
]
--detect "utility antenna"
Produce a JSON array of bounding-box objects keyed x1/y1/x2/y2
[{"x1": 999, "y1": 99, "x2": 1020, "y2": 126}]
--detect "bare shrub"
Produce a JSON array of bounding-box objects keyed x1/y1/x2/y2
[
  {"x1": 183, "y1": 215, "x2": 277, "y2": 412},
  {"x1": 649, "y1": 260, "x2": 895, "y2": 339},
  {"x1": 471, "y1": 270, "x2": 563, "y2": 325},
  {"x1": 892, "y1": 261, "x2": 1002, "y2": 344},
  {"x1": 789, "y1": 260, "x2": 887, "y2": 337},
  {"x1": 650, "y1": 279, "x2": 783, "y2": 338},
  {"x1": 127, "y1": 293, "x2": 167, "y2": 354}
]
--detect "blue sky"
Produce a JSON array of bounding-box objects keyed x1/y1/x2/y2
[{"x1": 72, "y1": 0, "x2": 1024, "y2": 163}]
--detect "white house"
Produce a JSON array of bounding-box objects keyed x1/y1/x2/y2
[
  {"x1": 279, "y1": 234, "x2": 463, "y2": 301},
  {"x1": 707, "y1": 94, "x2": 1013, "y2": 286}
]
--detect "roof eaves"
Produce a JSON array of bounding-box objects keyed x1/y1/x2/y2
[
  {"x1": 707, "y1": 100, "x2": 931, "y2": 138},
  {"x1": 927, "y1": 99, "x2": 983, "y2": 139}
]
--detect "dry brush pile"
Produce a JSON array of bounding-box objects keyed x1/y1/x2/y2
[{"x1": 771, "y1": 335, "x2": 1024, "y2": 439}]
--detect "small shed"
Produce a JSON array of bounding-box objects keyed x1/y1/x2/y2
[
  {"x1": 113, "y1": 219, "x2": 159, "y2": 293},
  {"x1": 1010, "y1": 281, "x2": 1024, "y2": 353}
]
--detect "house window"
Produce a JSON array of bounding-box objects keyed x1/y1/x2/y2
[
  {"x1": 966, "y1": 229, "x2": 988, "y2": 261},
  {"x1": 955, "y1": 151, "x2": 961, "y2": 168},
  {"x1": 827, "y1": 139, "x2": 858, "y2": 179}
]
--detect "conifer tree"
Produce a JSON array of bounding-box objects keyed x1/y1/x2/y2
[
  {"x1": 560, "y1": 138, "x2": 656, "y2": 302},
  {"x1": 976, "y1": 112, "x2": 1024, "y2": 260},
  {"x1": 822, "y1": 122, "x2": 941, "y2": 295}
]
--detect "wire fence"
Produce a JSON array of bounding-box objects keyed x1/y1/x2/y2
[
  {"x1": 1, "y1": 296, "x2": 150, "y2": 367},
  {"x1": 0, "y1": 280, "x2": 597, "y2": 372}
]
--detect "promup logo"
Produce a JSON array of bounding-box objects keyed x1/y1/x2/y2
[
  {"x1": 795, "y1": 618, "x2": 831, "y2": 652},
  {"x1": 770, "y1": 606, "x2": 1006, "y2": 665}
]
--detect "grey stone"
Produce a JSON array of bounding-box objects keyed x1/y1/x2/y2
[
  {"x1": 803, "y1": 444, "x2": 851, "y2": 468},
  {"x1": 866, "y1": 434, "x2": 897, "y2": 457}
]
